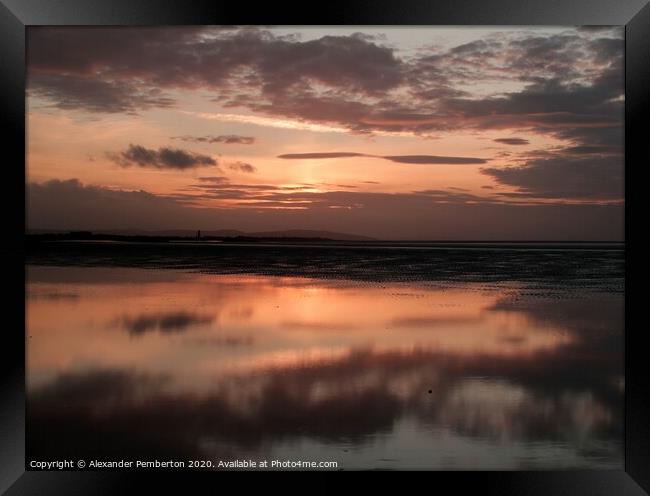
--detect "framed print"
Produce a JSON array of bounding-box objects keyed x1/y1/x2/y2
[{"x1": 1, "y1": 0, "x2": 648, "y2": 493}]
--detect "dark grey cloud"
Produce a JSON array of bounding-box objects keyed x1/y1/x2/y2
[
  {"x1": 278, "y1": 152, "x2": 487, "y2": 165},
  {"x1": 227, "y1": 161, "x2": 257, "y2": 173},
  {"x1": 27, "y1": 178, "x2": 624, "y2": 240},
  {"x1": 27, "y1": 27, "x2": 624, "y2": 202},
  {"x1": 482, "y1": 154, "x2": 623, "y2": 200},
  {"x1": 198, "y1": 176, "x2": 229, "y2": 184},
  {"x1": 172, "y1": 135, "x2": 256, "y2": 145},
  {"x1": 442, "y1": 77, "x2": 622, "y2": 132},
  {"x1": 26, "y1": 27, "x2": 624, "y2": 203},
  {"x1": 27, "y1": 73, "x2": 176, "y2": 114},
  {"x1": 28, "y1": 27, "x2": 404, "y2": 114},
  {"x1": 416, "y1": 33, "x2": 623, "y2": 148},
  {"x1": 383, "y1": 155, "x2": 486, "y2": 165},
  {"x1": 563, "y1": 145, "x2": 621, "y2": 155},
  {"x1": 494, "y1": 138, "x2": 530, "y2": 146},
  {"x1": 108, "y1": 144, "x2": 217, "y2": 169},
  {"x1": 27, "y1": 27, "x2": 623, "y2": 139},
  {"x1": 27, "y1": 179, "x2": 205, "y2": 231},
  {"x1": 507, "y1": 35, "x2": 586, "y2": 79}
]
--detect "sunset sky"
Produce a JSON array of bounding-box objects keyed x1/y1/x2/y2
[{"x1": 26, "y1": 26, "x2": 624, "y2": 240}]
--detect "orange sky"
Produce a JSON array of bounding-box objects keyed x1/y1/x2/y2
[{"x1": 26, "y1": 26, "x2": 625, "y2": 239}]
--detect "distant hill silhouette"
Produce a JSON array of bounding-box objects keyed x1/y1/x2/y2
[{"x1": 27, "y1": 228, "x2": 376, "y2": 242}]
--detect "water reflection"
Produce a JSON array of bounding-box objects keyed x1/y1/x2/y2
[
  {"x1": 26, "y1": 266, "x2": 623, "y2": 469},
  {"x1": 118, "y1": 312, "x2": 214, "y2": 335}
]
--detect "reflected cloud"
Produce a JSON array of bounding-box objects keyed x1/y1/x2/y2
[
  {"x1": 118, "y1": 311, "x2": 214, "y2": 335},
  {"x1": 184, "y1": 336, "x2": 254, "y2": 347},
  {"x1": 388, "y1": 315, "x2": 479, "y2": 329},
  {"x1": 28, "y1": 341, "x2": 623, "y2": 466},
  {"x1": 281, "y1": 320, "x2": 359, "y2": 331},
  {"x1": 26, "y1": 268, "x2": 623, "y2": 468}
]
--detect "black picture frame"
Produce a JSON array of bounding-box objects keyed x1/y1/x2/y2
[{"x1": 2, "y1": 0, "x2": 647, "y2": 492}]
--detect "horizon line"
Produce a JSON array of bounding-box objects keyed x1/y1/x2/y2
[{"x1": 25, "y1": 230, "x2": 624, "y2": 244}]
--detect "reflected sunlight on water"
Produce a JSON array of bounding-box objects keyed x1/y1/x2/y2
[{"x1": 26, "y1": 265, "x2": 623, "y2": 469}]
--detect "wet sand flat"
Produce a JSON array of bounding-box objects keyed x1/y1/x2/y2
[{"x1": 26, "y1": 243, "x2": 624, "y2": 469}]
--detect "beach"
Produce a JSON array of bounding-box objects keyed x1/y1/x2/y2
[{"x1": 26, "y1": 242, "x2": 624, "y2": 469}]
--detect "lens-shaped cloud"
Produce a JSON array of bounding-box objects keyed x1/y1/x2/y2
[
  {"x1": 278, "y1": 152, "x2": 487, "y2": 164},
  {"x1": 107, "y1": 144, "x2": 217, "y2": 170}
]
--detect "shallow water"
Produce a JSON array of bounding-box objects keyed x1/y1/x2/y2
[{"x1": 26, "y1": 264, "x2": 623, "y2": 469}]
